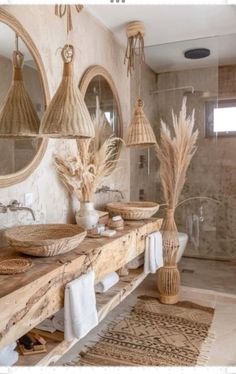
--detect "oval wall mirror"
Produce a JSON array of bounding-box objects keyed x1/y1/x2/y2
[
  {"x1": 79, "y1": 65, "x2": 123, "y2": 173},
  {"x1": 0, "y1": 9, "x2": 49, "y2": 188}
]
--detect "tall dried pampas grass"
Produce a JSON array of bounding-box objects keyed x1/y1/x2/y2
[
  {"x1": 155, "y1": 97, "x2": 198, "y2": 304},
  {"x1": 156, "y1": 97, "x2": 198, "y2": 213},
  {"x1": 55, "y1": 112, "x2": 122, "y2": 202}
]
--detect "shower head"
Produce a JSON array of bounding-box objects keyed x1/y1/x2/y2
[{"x1": 183, "y1": 90, "x2": 212, "y2": 99}]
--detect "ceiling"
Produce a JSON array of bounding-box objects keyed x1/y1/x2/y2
[{"x1": 87, "y1": 4, "x2": 236, "y2": 72}]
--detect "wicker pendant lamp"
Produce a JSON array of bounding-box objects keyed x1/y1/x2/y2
[
  {"x1": 126, "y1": 98, "x2": 156, "y2": 147},
  {"x1": 40, "y1": 44, "x2": 94, "y2": 138},
  {"x1": 39, "y1": 5, "x2": 94, "y2": 139},
  {"x1": 125, "y1": 21, "x2": 156, "y2": 148},
  {"x1": 0, "y1": 36, "x2": 40, "y2": 137}
]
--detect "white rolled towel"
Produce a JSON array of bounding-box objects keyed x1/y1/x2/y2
[
  {"x1": 0, "y1": 342, "x2": 19, "y2": 366},
  {"x1": 127, "y1": 254, "x2": 144, "y2": 269},
  {"x1": 95, "y1": 272, "x2": 119, "y2": 293}
]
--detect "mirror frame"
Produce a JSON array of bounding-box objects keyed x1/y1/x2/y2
[
  {"x1": 0, "y1": 8, "x2": 49, "y2": 188},
  {"x1": 79, "y1": 65, "x2": 123, "y2": 139}
]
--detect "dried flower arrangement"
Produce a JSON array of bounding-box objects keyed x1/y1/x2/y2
[
  {"x1": 155, "y1": 97, "x2": 198, "y2": 304},
  {"x1": 54, "y1": 111, "x2": 122, "y2": 203}
]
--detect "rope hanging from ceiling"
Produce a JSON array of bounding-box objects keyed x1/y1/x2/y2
[
  {"x1": 55, "y1": 4, "x2": 84, "y2": 34},
  {"x1": 124, "y1": 21, "x2": 145, "y2": 76}
]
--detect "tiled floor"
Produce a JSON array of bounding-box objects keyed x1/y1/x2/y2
[
  {"x1": 58, "y1": 263, "x2": 236, "y2": 366},
  {"x1": 179, "y1": 257, "x2": 236, "y2": 294}
]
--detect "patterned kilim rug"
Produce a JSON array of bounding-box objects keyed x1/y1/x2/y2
[{"x1": 68, "y1": 296, "x2": 215, "y2": 366}]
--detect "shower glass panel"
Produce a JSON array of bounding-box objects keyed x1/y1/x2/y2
[{"x1": 131, "y1": 34, "x2": 236, "y2": 281}]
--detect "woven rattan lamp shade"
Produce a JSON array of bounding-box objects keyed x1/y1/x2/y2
[
  {"x1": 0, "y1": 50, "x2": 40, "y2": 137},
  {"x1": 40, "y1": 45, "x2": 94, "y2": 139},
  {"x1": 126, "y1": 99, "x2": 156, "y2": 147}
]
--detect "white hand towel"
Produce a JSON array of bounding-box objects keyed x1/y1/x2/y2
[
  {"x1": 144, "y1": 231, "x2": 163, "y2": 274},
  {"x1": 0, "y1": 342, "x2": 18, "y2": 366},
  {"x1": 64, "y1": 270, "x2": 98, "y2": 342},
  {"x1": 95, "y1": 272, "x2": 119, "y2": 293},
  {"x1": 52, "y1": 309, "x2": 64, "y2": 332}
]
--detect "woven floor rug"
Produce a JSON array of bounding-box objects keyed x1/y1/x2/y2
[{"x1": 69, "y1": 296, "x2": 215, "y2": 366}]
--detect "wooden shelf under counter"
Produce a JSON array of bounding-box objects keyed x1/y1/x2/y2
[
  {"x1": 0, "y1": 218, "x2": 162, "y2": 366},
  {"x1": 16, "y1": 267, "x2": 147, "y2": 366}
]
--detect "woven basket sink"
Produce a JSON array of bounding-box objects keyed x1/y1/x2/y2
[
  {"x1": 4, "y1": 224, "x2": 87, "y2": 257},
  {"x1": 106, "y1": 201, "x2": 160, "y2": 220}
]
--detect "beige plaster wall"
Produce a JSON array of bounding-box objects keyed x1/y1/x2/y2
[{"x1": 0, "y1": 5, "x2": 130, "y2": 244}]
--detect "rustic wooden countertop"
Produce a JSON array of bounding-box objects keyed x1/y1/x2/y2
[{"x1": 0, "y1": 218, "x2": 162, "y2": 350}]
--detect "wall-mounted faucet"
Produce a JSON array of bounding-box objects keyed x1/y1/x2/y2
[
  {"x1": 7, "y1": 200, "x2": 36, "y2": 221},
  {"x1": 0, "y1": 200, "x2": 36, "y2": 221},
  {"x1": 0, "y1": 203, "x2": 7, "y2": 214},
  {"x1": 95, "y1": 185, "x2": 124, "y2": 200}
]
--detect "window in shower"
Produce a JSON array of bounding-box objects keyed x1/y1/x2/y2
[{"x1": 205, "y1": 99, "x2": 236, "y2": 137}]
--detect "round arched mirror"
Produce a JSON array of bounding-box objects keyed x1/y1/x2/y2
[
  {"x1": 79, "y1": 66, "x2": 123, "y2": 173},
  {"x1": 0, "y1": 9, "x2": 49, "y2": 187}
]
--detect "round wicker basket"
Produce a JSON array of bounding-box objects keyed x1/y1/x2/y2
[
  {"x1": 106, "y1": 201, "x2": 159, "y2": 221},
  {"x1": 4, "y1": 224, "x2": 87, "y2": 257}
]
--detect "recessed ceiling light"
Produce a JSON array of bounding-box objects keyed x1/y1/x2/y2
[{"x1": 184, "y1": 48, "x2": 210, "y2": 59}]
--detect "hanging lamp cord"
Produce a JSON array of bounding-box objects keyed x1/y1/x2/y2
[
  {"x1": 15, "y1": 33, "x2": 19, "y2": 52},
  {"x1": 55, "y1": 4, "x2": 84, "y2": 35},
  {"x1": 138, "y1": 44, "x2": 142, "y2": 99},
  {"x1": 13, "y1": 33, "x2": 24, "y2": 71}
]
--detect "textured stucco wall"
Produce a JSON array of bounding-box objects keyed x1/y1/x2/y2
[{"x1": 0, "y1": 5, "x2": 130, "y2": 241}]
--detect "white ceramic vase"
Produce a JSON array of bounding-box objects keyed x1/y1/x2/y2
[{"x1": 75, "y1": 201, "x2": 99, "y2": 230}]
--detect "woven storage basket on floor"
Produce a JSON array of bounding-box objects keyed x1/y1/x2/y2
[
  {"x1": 126, "y1": 99, "x2": 156, "y2": 147},
  {"x1": 0, "y1": 258, "x2": 32, "y2": 275},
  {"x1": 40, "y1": 44, "x2": 94, "y2": 139},
  {"x1": 0, "y1": 50, "x2": 39, "y2": 137},
  {"x1": 157, "y1": 209, "x2": 180, "y2": 304},
  {"x1": 157, "y1": 265, "x2": 180, "y2": 304},
  {"x1": 4, "y1": 224, "x2": 87, "y2": 257},
  {"x1": 106, "y1": 201, "x2": 159, "y2": 220}
]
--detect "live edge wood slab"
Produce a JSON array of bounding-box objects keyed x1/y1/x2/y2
[{"x1": 0, "y1": 218, "x2": 162, "y2": 361}]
